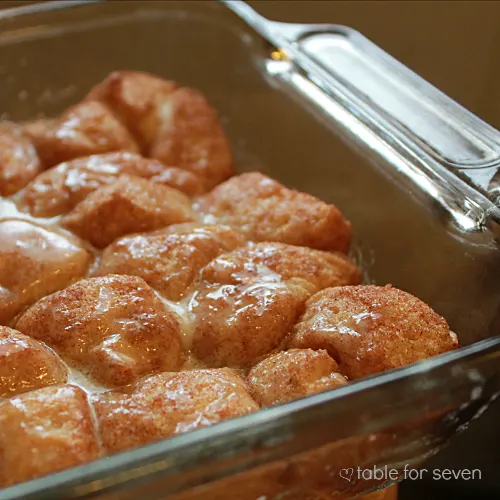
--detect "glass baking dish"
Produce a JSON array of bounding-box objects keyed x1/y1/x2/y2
[{"x1": 0, "y1": 1, "x2": 499, "y2": 499}]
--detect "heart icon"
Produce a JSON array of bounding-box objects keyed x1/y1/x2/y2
[{"x1": 340, "y1": 468, "x2": 354, "y2": 482}]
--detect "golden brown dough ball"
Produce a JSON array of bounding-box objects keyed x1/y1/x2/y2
[
  {"x1": 191, "y1": 278, "x2": 308, "y2": 368},
  {"x1": 0, "y1": 385, "x2": 100, "y2": 487},
  {"x1": 201, "y1": 242, "x2": 360, "y2": 293},
  {"x1": 87, "y1": 71, "x2": 234, "y2": 191},
  {"x1": 15, "y1": 275, "x2": 184, "y2": 387},
  {"x1": 288, "y1": 285, "x2": 459, "y2": 379},
  {"x1": 0, "y1": 219, "x2": 91, "y2": 325},
  {"x1": 92, "y1": 368, "x2": 259, "y2": 454},
  {"x1": 23, "y1": 101, "x2": 138, "y2": 168},
  {"x1": 247, "y1": 349, "x2": 347, "y2": 407},
  {"x1": 189, "y1": 242, "x2": 359, "y2": 368},
  {"x1": 197, "y1": 173, "x2": 351, "y2": 253},
  {"x1": 150, "y1": 87, "x2": 234, "y2": 192},
  {"x1": 86, "y1": 70, "x2": 178, "y2": 151},
  {"x1": 0, "y1": 326, "x2": 67, "y2": 397},
  {"x1": 94, "y1": 224, "x2": 245, "y2": 300},
  {"x1": 191, "y1": 277, "x2": 311, "y2": 368},
  {"x1": 0, "y1": 123, "x2": 41, "y2": 196},
  {"x1": 18, "y1": 152, "x2": 203, "y2": 218},
  {"x1": 61, "y1": 175, "x2": 194, "y2": 248}
]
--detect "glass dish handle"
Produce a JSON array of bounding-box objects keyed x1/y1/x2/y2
[{"x1": 225, "y1": 0, "x2": 500, "y2": 232}]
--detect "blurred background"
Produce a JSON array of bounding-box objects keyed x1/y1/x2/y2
[{"x1": 2, "y1": 1, "x2": 499, "y2": 499}]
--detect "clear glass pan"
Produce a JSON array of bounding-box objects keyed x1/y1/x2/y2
[{"x1": 0, "y1": 1, "x2": 499, "y2": 499}]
